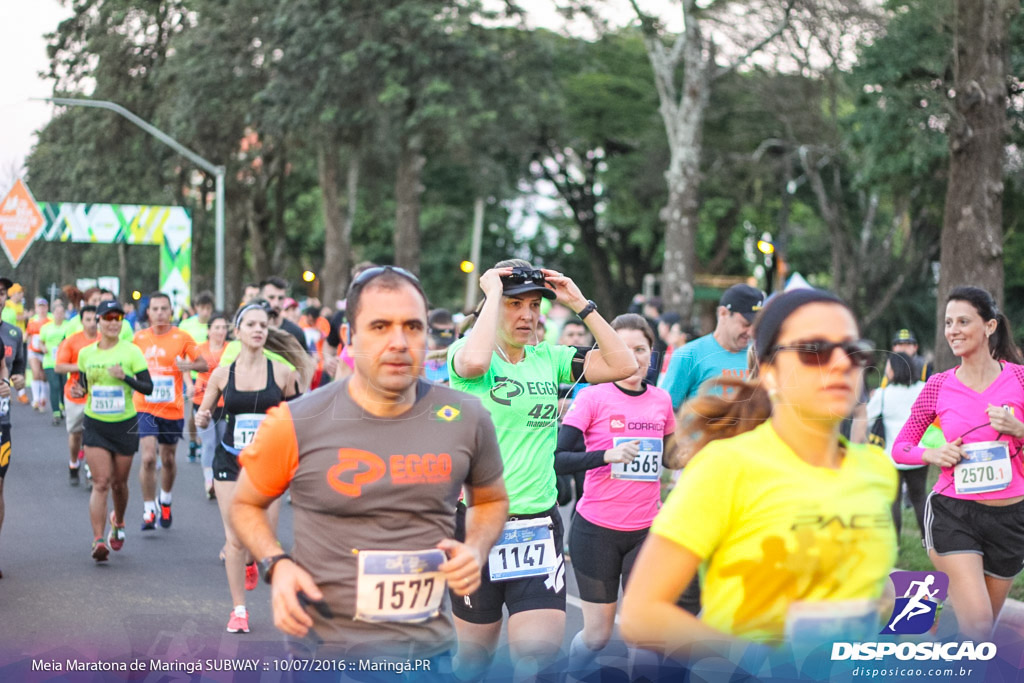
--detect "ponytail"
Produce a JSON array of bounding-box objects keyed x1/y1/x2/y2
[
  {"x1": 265, "y1": 328, "x2": 314, "y2": 390},
  {"x1": 993, "y1": 313, "x2": 1023, "y2": 364},
  {"x1": 678, "y1": 377, "x2": 772, "y2": 453}
]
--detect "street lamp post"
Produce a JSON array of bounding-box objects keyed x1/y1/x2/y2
[{"x1": 40, "y1": 97, "x2": 227, "y2": 310}]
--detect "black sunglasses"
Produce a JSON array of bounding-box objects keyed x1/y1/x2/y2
[
  {"x1": 351, "y1": 265, "x2": 420, "y2": 289},
  {"x1": 770, "y1": 339, "x2": 874, "y2": 368},
  {"x1": 503, "y1": 267, "x2": 546, "y2": 286}
]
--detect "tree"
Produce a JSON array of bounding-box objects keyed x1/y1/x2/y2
[
  {"x1": 935, "y1": 0, "x2": 1020, "y2": 369},
  {"x1": 623, "y1": 0, "x2": 797, "y2": 318}
]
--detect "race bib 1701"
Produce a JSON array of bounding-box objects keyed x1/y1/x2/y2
[
  {"x1": 232, "y1": 413, "x2": 266, "y2": 449},
  {"x1": 354, "y1": 549, "x2": 446, "y2": 623}
]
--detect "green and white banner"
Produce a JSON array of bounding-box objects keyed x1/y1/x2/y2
[{"x1": 39, "y1": 203, "x2": 192, "y2": 308}]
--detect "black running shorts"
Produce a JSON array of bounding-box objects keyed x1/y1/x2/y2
[
  {"x1": 925, "y1": 491, "x2": 1024, "y2": 579},
  {"x1": 213, "y1": 443, "x2": 241, "y2": 482},
  {"x1": 450, "y1": 503, "x2": 566, "y2": 623},
  {"x1": 83, "y1": 415, "x2": 140, "y2": 456},
  {"x1": 0, "y1": 425, "x2": 11, "y2": 478}
]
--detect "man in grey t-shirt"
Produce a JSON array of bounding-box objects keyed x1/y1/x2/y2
[{"x1": 232, "y1": 267, "x2": 508, "y2": 658}]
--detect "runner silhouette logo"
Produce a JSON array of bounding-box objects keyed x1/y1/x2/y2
[{"x1": 880, "y1": 571, "x2": 949, "y2": 634}]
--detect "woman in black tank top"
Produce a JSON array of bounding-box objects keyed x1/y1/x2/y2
[{"x1": 195, "y1": 302, "x2": 302, "y2": 634}]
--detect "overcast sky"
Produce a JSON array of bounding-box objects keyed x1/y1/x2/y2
[
  {"x1": 0, "y1": 1, "x2": 672, "y2": 189},
  {"x1": 0, "y1": 0, "x2": 69, "y2": 184}
]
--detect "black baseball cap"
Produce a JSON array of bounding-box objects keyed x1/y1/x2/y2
[
  {"x1": 501, "y1": 268, "x2": 556, "y2": 300},
  {"x1": 892, "y1": 328, "x2": 917, "y2": 345},
  {"x1": 96, "y1": 300, "x2": 126, "y2": 317},
  {"x1": 720, "y1": 284, "x2": 766, "y2": 322}
]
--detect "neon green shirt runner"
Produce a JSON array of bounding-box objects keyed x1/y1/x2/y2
[
  {"x1": 179, "y1": 315, "x2": 209, "y2": 344},
  {"x1": 66, "y1": 317, "x2": 133, "y2": 341},
  {"x1": 448, "y1": 338, "x2": 576, "y2": 514},
  {"x1": 39, "y1": 320, "x2": 74, "y2": 370},
  {"x1": 78, "y1": 341, "x2": 149, "y2": 422}
]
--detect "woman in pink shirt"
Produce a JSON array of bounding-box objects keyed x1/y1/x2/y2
[
  {"x1": 892, "y1": 286, "x2": 1024, "y2": 639},
  {"x1": 555, "y1": 314, "x2": 682, "y2": 671}
]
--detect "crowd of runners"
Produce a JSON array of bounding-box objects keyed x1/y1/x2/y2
[{"x1": 0, "y1": 262, "x2": 1021, "y2": 677}]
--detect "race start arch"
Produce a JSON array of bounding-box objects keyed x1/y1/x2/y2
[{"x1": 0, "y1": 179, "x2": 192, "y2": 309}]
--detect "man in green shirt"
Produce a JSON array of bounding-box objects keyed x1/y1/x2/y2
[{"x1": 39, "y1": 300, "x2": 74, "y2": 424}]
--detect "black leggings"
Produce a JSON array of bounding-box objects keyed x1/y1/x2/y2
[{"x1": 892, "y1": 466, "x2": 929, "y2": 539}]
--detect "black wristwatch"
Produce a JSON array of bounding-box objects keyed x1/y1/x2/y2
[
  {"x1": 260, "y1": 553, "x2": 293, "y2": 584},
  {"x1": 577, "y1": 300, "x2": 598, "y2": 320}
]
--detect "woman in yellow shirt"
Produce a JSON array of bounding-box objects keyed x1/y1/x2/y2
[{"x1": 621, "y1": 289, "x2": 897, "y2": 658}]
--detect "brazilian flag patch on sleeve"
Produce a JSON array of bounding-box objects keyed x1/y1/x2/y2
[{"x1": 433, "y1": 404, "x2": 461, "y2": 422}]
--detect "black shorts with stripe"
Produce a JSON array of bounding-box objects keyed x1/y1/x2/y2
[{"x1": 925, "y1": 491, "x2": 1024, "y2": 579}]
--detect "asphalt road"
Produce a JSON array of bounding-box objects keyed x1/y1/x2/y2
[{"x1": 0, "y1": 400, "x2": 592, "y2": 680}]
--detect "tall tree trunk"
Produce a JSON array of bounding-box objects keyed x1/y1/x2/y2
[
  {"x1": 319, "y1": 140, "x2": 358, "y2": 307},
  {"x1": 935, "y1": 0, "x2": 1017, "y2": 371},
  {"x1": 117, "y1": 243, "x2": 128, "y2": 299},
  {"x1": 660, "y1": 23, "x2": 709, "y2": 319},
  {"x1": 394, "y1": 133, "x2": 424, "y2": 275},
  {"x1": 224, "y1": 185, "x2": 246, "y2": 308}
]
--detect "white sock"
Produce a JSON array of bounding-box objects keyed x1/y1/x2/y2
[
  {"x1": 567, "y1": 631, "x2": 599, "y2": 676},
  {"x1": 234, "y1": 605, "x2": 247, "y2": 617},
  {"x1": 32, "y1": 381, "x2": 43, "y2": 403},
  {"x1": 144, "y1": 500, "x2": 157, "y2": 515},
  {"x1": 203, "y1": 467, "x2": 213, "y2": 484},
  {"x1": 159, "y1": 489, "x2": 172, "y2": 505}
]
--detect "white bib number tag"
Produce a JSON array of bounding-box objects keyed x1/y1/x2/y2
[
  {"x1": 488, "y1": 518, "x2": 557, "y2": 582},
  {"x1": 0, "y1": 396, "x2": 9, "y2": 417},
  {"x1": 146, "y1": 375, "x2": 175, "y2": 403},
  {"x1": 233, "y1": 413, "x2": 265, "y2": 449},
  {"x1": 91, "y1": 386, "x2": 126, "y2": 414},
  {"x1": 354, "y1": 549, "x2": 446, "y2": 623},
  {"x1": 954, "y1": 441, "x2": 1011, "y2": 495},
  {"x1": 785, "y1": 599, "x2": 879, "y2": 642},
  {"x1": 610, "y1": 437, "x2": 663, "y2": 481}
]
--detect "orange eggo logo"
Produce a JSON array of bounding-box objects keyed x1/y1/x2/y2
[{"x1": 327, "y1": 448, "x2": 386, "y2": 496}]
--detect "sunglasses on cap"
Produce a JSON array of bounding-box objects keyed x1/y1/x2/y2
[
  {"x1": 769, "y1": 339, "x2": 874, "y2": 368},
  {"x1": 101, "y1": 313, "x2": 124, "y2": 322},
  {"x1": 502, "y1": 267, "x2": 546, "y2": 286},
  {"x1": 351, "y1": 265, "x2": 420, "y2": 289}
]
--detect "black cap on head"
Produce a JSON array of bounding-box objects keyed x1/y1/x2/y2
[
  {"x1": 892, "y1": 328, "x2": 917, "y2": 345},
  {"x1": 659, "y1": 312, "x2": 682, "y2": 327},
  {"x1": 719, "y1": 284, "x2": 766, "y2": 322},
  {"x1": 96, "y1": 300, "x2": 125, "y2": 317},
  {"x1": 501, "y1": 268, "x2": 556, "y2": 300}
]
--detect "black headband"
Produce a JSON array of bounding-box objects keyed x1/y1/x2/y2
[{"x1": 754, "y1": 289, "x2": 848, "y2": 362}]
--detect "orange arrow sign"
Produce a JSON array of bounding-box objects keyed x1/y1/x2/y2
[{"x1": 0, "y1": 179, "x2": 44, "y2": 267}]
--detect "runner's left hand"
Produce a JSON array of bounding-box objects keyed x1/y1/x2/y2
[
  {"x1": 539, "y1": 269, "x2": 587, "y2": 313},
  {"x1": 987, "y1": 404, "x2": 1024, "y2": 438},
  {"x1": 107, "y1": 364, "x2": 126, "y2": 380},
  {"x1": 437, "y1": 539, "x2": 482, "y2": 597}
]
